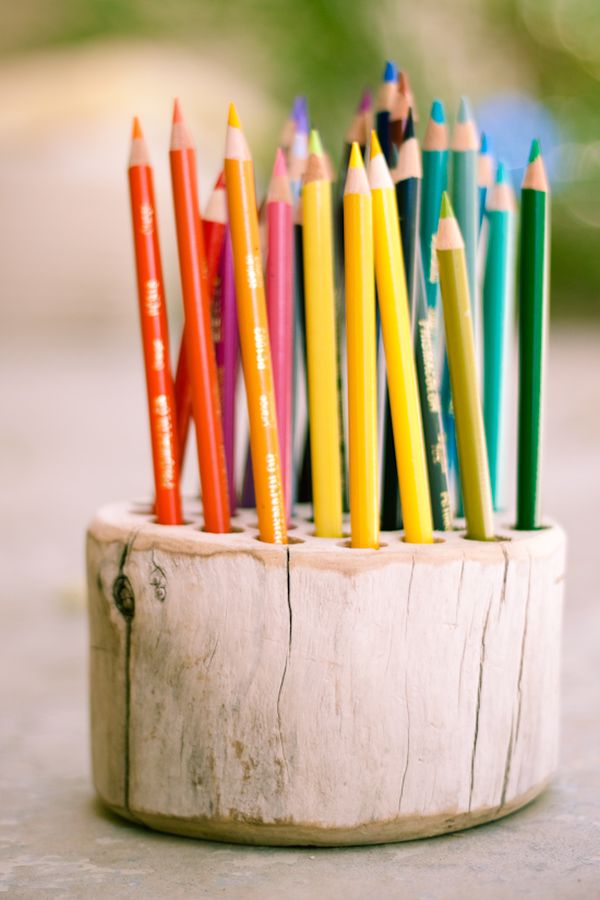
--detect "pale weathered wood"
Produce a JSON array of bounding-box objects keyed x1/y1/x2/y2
[{"x1": 86, "y1": 500, "x2": 566, "y2": 846}]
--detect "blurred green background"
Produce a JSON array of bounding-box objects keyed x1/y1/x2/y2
[{"x1": 0, "y1": 0, "x2": 599, "y2": 326}]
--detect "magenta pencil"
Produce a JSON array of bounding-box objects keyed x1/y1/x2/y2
[
  {"x1": 266, "y1": 148, "x2": 294, "y2": 522},
  {"x1": 213, "y1": 226, "x2": 239, "y2": 511}
]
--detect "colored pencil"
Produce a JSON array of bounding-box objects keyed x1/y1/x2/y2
[
  {"x1": 128, "y1": 118, "x2": 183, "y2": 525},
  {"x1": 482, "y1": 161, "x2": 516, "y2": 511},
  {"x1": 451, "y1": 96, "x2": 479, "y2": 343},
  {"x1": 289, "y1": 97, "x2": 309, "y2": 204},
  {"x1": 478, "y1": 133, "x2": 494, "y2": 233},
  {"x1": 280, "y1": 95, "x2": 303, "y2": 157},
  {"x1": 436, "y1": 193, "x2": 494, "y2": 541},
  {"x1": 173, "y1": 171, "x2": 227, "y2": 465},
  {"x1": 224, "y1": 103, "x2": 287, "y2": 544},
  {"x1": 169, "y1": 100, "x2": 230, "y2": 533},
  {"x1": 420, "y1": 99, "x2": 449, "y2": 317},
  {"x1": 266, "y1": 148, "x2": 294, "y2": 524},
  {"x1": 212, "y1": 226, "x2": 239, "y2": 511},
  {"x1": 369, "y1": 131, "x2": 433, "y2": 544},
  {"x1": 302, "y1": 130, "x2": 343, "y2": 537},
  {"x1": 344, "y1": 143, "x2": 379, "y2": 549},
  {"x1": 517, "y1": 140, "x2": 549, "y2": 530},
  {"x1": 390, "y1": 78, "x2": 409, "y2": 151},
  {"x1": 399, "y1": 71, "x2": 418, "y2": 123},
  {"x1": 376, "y1": 60, "x2": 398, "y2": 166}
]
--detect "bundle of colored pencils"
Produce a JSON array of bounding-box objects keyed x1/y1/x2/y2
[{"x1": 127, "y1": 68, "x2": 550, "y2": 547}]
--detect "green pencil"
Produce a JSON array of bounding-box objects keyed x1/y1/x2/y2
[
  {"x1": 517, "y1": 140, "x2": 549, "y2": 530},
  {"x1": 483, "y1": 161, "x2": 516, "y2": 511},
  {"x1": 436, "y1": 192, "x2": 494, "y2": 541},
  {"x1": 451, "y1": 96, "x2": 479, "y2": 336}
]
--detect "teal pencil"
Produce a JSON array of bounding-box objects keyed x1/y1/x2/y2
[
  {"x1": 420, "y1": 99, "x2": 449, "y2": 320},
  {"x1": 482, "y1": 162, "x2": 516, "y2": 510},
  {"x1": 451, "y1": 97, "x2": 479, "y2": 343},
  {"x1": 477, "y1": 132, "x2": 494, "y2": 233}
]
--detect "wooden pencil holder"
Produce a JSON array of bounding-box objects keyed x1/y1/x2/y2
[{"x1": 87, "y1": 499, "x2": 566, "y2": 846}]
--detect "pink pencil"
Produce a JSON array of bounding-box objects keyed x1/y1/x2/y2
[
  {"x1": 266, "y1": 148, "x2": 294, "y2": 522},
  {"x1": 213, "y1": 226, "x2": 239, "y2": 511}
]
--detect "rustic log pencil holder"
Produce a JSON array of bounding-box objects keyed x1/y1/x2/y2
[{"x1": 87, "y1": 499, "x2": 565, "y2": 846}]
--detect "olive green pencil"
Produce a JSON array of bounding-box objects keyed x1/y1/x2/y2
[
  {"x1": 436, "y1": 192, "x2": 494, "y2": 541},
  {"x1": 517, "y1": 140, "x2": 549, "y2": 530}
]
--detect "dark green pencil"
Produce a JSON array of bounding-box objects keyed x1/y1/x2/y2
[{"x1": 517, "y1": 140, "x2": 549, "y2": 530}]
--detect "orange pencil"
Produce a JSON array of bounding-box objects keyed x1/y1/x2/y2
[
  {"x1": 174, "y1": 171, "x2": 227, "y2": 463},
  {"x1": 224, "y1": 103, "x2": 287, "y2": 544},
  {"x1": 170, "y1": 99, "x2": 230, "y2": 533},
  {"x1": 128, "y1": 117, "x2": 182, "y2": 525}
]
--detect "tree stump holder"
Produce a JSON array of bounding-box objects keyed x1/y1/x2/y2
[{"x1": 87, "y1": 499, "x2": 565, "y2": 846}]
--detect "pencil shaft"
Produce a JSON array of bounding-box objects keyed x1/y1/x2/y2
[
  {"x1": 213, "y1": 228, "x2": 239, "y2": 511},
  {"x1": 421, "y1": 148, "x2": 448, "y2": 314},
  {"x1": 517, "y1": 188, "x2": 548, "y2": 529}
]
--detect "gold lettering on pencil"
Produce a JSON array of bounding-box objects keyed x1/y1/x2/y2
[
  {"x1": 429, "y1": 234, "x2": 439, "y2": 283},
  {"x1": 440, "y1": 490, "x2": 452, "y2": 531},
  {"x1": 152, "y1": 338, "x2": 165, "y2": 371},
  {"x1": 245, "y1": 253, "x2": 263, "y2": 291},
  {"x1": 145, "y1": 279, "x2": 161, "y2": 317},
  {"x1": 418, "y1": 317, "x2": 440, "y2": 413},
  {"x1": 140, "y1": 203, "x2": 154, "y2": 235},
  {"x1": 153, "y1": 394, "x2": 176, "y2": 490},
  {"x1": 265, "y1": 452, "x2": 284, "y2": 542},
  {"x1": 212, "y1": 276, "x2": 223, "y2": 345},
  {"x1": 254, "y1": 326, "x2": 268, "y2": 371}
]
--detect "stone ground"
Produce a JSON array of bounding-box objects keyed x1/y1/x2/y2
[{"x1": 1, "y1": 326, "x2": 599, "y2": 899}]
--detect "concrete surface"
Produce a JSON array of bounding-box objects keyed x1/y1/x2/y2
[{"x1": 1, "y1": 327, "x2": 599, "y2": 899}]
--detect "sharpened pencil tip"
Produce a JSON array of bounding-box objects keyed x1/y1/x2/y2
[
  {"x1": 131, "y1": 116, "x2": 143, "y2": 140},
  {"x1": 403, "y1": 108, "x2": 415, "y2": 139},
  {"x1": 172, "y1": 98, "x2": 183, "y2": 124},
  {"x1": 309, "y1": 129, "x2": 323, "y2": 157},
  {"x1": 273, "y1": 146, "x2": 288, "y2": 177},
  {"x1": 529, "y1": 138, "x2": 541, "y2": 162},
  {"x1": 430, "y1": 99, "x2": 445, "y2": 124},
  {"x1": 440, "y1": 191, "x2": 454, "y2": 218},
  {"x1": 215, "y1": 170, "x2": 226, "y2": 189},
  {"x1": 495, "y1": 160, "x2": 507, "y2": 184},
  {"x1": 480, "y1": 132, "x2": 488, "y2": 154},
  {"x1": 457, "y1": 96, "x2": 473, "y2": 124},
  {"x1": 369, "y1": 130, "x2": 383, "y2": 159},
  {"x1": 228, "y1": 102, "x2": 242, "y2": 129},
  {"x1": 348, "y1": 141, "x2": 364, "y2": 169},
  {"x1": 383, "y1": 60, "x2": 397, "y2": 82},
  {"x1": 358, "y1": 88, "x2": 372, "y2": 113}
]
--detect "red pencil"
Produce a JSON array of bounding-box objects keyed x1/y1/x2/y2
[
  {"x1": 174, "y1": 171, "x2": 227, "y2": 463},
  {"x1": 266, "y1": 148, "x2": 294, "y2": 523},
  {"x1": 169, "y1": 99, "x2": 230, "y2": 533},
  {"x1": 128, "y1": 117, "x2": 182, "y2": 525}
]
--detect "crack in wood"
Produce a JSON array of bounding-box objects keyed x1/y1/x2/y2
[
  {"x1": 112, "y1": 531, "x2": 138, "y2": 815},
  {"x1": 514, "y1": 553, "x2": 533, "y2": 749},
  {"x1": 499, "y1": 722, "x2": 515, "y2": 809},
  {"x1": 276, "y1": 547, "x2": 292, "y2": 779},
  {"x1": 404, "y1": 557, "x2": 416, "y2": 637},
  {"x1": 455, "y1": 557, "x2": 465, "y2": 624},
  {"x1": 468, "y1": 592, "x2": 494, "y2": 811},
  {"x1": 499, "y1": 544, "x2": 510, "y2": 608},
  {"x1": 398, "y1": 676, "x2": 411, "y2": 813}
]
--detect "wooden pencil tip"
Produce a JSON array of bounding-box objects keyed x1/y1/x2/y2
[
  {"x1": 308, "y1": 129, "x2": 323, "y2": 157},
  {"x1": 228, "y1": 102, "x2": 242, "y2": 129},
  {"x1": 369, "y1": 130, "x2": 383, "y2": 159},
  {"x1": 348, "y1": 141, "x2": 364, "y2": 169},
  {"x1": 273, "y1": 146, "x2": 288, "y2": 177},
  {"x1": 172, "y1": 98, "x2": 183, "y2": 124},
  {"x1": 440, "y1": 191, "x2": 454, "y2": 218},
  {"x1": 131, "y1": 116, "x2": 143, "y2": 140},
  {"x1": 529, "y1": 138, "x2": 541, "y2": 162}
]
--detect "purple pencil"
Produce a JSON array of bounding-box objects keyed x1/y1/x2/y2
[{"x1": 213, "y1": 226, "x2": 239, "y2": 512}]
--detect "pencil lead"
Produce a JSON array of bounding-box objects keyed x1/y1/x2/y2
[
  {"x1": 495, "y1": 161, "x2": 507, "y2": 184},
  {"x1": 308, "y1": 129, "x2": 323, "y2": 157},
  {"x1": 215, "y1": 170, "x2": 226, "y2": 189},
  {"x1": 348, "y1": 141, "x2": 364, "y2": 169},
  {"x1": 457, "y1": 96, "x2": 473, "y2": 124},
  {"x1": 370, "y1": 130, "x2": 383, "y2": 159},
  {"x1": 228, "y1": 102, "x2": 242, "y2": 129},
  {"x1": 528, "y1": 138, "x2": 541, "y2": 162},
  {"x1": 430, "y1": 99, "x2": 445, "y2": 124},
  {"x1": 358, "y1": 88, "x2": 372, "y2": 112},
  {"x1": 440, "y1": 191, "x2": 454, "y2": 218},
  {"x1": 273, "y1": 146, "x2": 288, "y2": 177},
  {"x1": 403, "y1": 108, "x2": 415, "y2": 140},
  {"x1": 383, "y1": 60, "x2": 397, "y2": 82},
  {"x1": 131, "y1": 117, "x2": 143, "y2": 140},
  {"x1": 480, "y1": 132, "x2": 489, "y2": 154},
  {"x1": 172, "y1": 98, "x2": 183, "y2": 124}
]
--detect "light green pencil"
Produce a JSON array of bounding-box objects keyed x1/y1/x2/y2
[{"x1": 436, "y1": 192, "x2": 494, "y2": 541}]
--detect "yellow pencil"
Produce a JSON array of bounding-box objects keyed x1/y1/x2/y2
[
  {"x1": 302, "y1": 129, "x2": 343, "y2": 536},
  {"x1": 224, "y1": 103, "x2": 287, "y2": 544},
  {"x1": 368, "y1": 131, "x2": 433, "y2": 543},
  {"x1": 343, "y1": 142, "x2": 379, "y2": 549}
]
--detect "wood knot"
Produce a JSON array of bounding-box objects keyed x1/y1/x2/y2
[{"x1": 112, "y1": 574, "x2": 135, "y2": 619}]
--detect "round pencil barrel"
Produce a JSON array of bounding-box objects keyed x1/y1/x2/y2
[
  {"x1": 517, "y1": 142, "x2": 549, "y2": 530},
  {"x1": 224, "y1": 104, "x2": 287, "y2": 544},
  {"x1": 128, "y1": 122, "x2": 182, "y2": 526},
  {"x1": 213, "y1": 228, "x2": 239, "y2": 511},
  {"x1": 420, "y1": 99, "x2": 449, "y2": 317},
  {"x1": 437, "y1": 194, "x2": 494, "y2": 541},
  {"x1": 344, "y1": 144, "x2": 379, "y2": 549},
  {"x1": 302, "y1": 133, "x2": 343, "y2": 537},
  {"x1": 169, "y1": 106, "x2": 230, "y2": 534}
]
